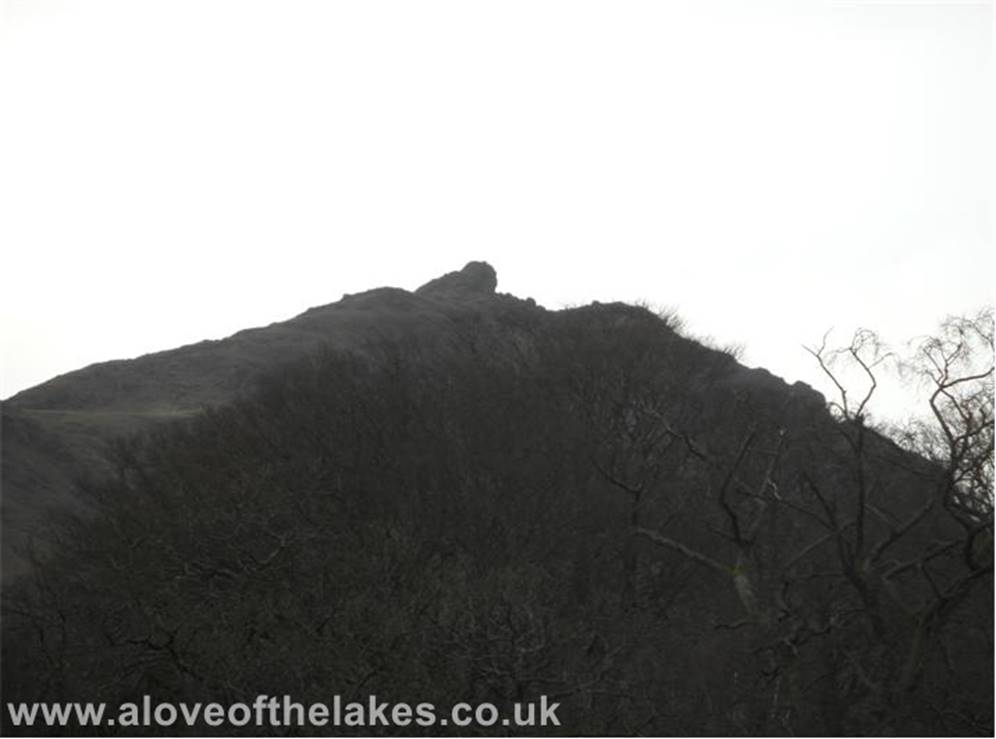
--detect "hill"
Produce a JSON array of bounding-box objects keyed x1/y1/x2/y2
[
  {"x1": 1, "y1": 262, "x2": 532, "y2": 576},
  {"x1": 1, "y1": 263, "x2": 991, "y2": 735}
]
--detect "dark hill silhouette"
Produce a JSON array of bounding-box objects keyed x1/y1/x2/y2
[
  {"x1": 1, "y1": 263, "x2": 991, "y2": 735},
  {"x1": 6, "y1": 261, "x2": 504, "y2": 413},
  {"x1": 2, "y1": 262, "x2": 820, "y2": 579},
  {"x1": 2, "y1": 262, "x2": 528, "y2": 575}
]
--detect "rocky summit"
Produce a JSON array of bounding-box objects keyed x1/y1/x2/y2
[{"x1": 415, "y1": 260, "x2": 498, "y2": 297}]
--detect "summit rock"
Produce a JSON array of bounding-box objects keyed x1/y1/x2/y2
[{"x1": 415, "y1": 261, "x2": 497, "y2": 297}]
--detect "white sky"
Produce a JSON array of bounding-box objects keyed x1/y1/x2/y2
[{"x1": 1, "y1": 0, "x2": 992, "y2": 423}]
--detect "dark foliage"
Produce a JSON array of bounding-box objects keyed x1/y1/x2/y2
[{"x1": 2, "y1": 304, "x2": 992, "y2": 736}]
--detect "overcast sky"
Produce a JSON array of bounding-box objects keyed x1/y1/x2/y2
[{"x1": 1, "y1": 0, "x2": 992, "y2": 422}]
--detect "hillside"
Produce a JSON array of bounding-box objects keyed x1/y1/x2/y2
[
  {"x1": 1, "y1": 262, "x2": 535, "y2": 576},
  {"x1": 2, "y1": 262, "x2": 822, "y2": 579},
  {"x1": 1, "y1": 263, "x2": 991, "y2": 735},
  {"x1": 6, "y1": 262, "x2": 511, "y2": 413}
]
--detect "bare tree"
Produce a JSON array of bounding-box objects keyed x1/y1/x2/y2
[{"x1": 626, "y1": 312, "x2": 993, "y2": 733}]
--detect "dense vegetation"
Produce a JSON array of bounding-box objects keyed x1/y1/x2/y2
[{"x1": 2, "y1": 302, "x2": 992, "y2": 735}]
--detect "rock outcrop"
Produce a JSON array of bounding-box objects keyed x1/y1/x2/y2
[{"x1": 415, "y1": 261, "x2": 497, "y2": 297}]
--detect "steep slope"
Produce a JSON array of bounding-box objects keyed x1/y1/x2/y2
[
  {"x1": 2, "y1": 261, "x2": 829, "y2": 581},
  {"x1": 6, "y1": 261, "x2": 507, "y2": 413},
  {"x1": 2, "y1": 262, "x2": 531, "y2": 577},
  {"x1": 2, "y1": 270, "x2": 990, "y2": 735}
]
